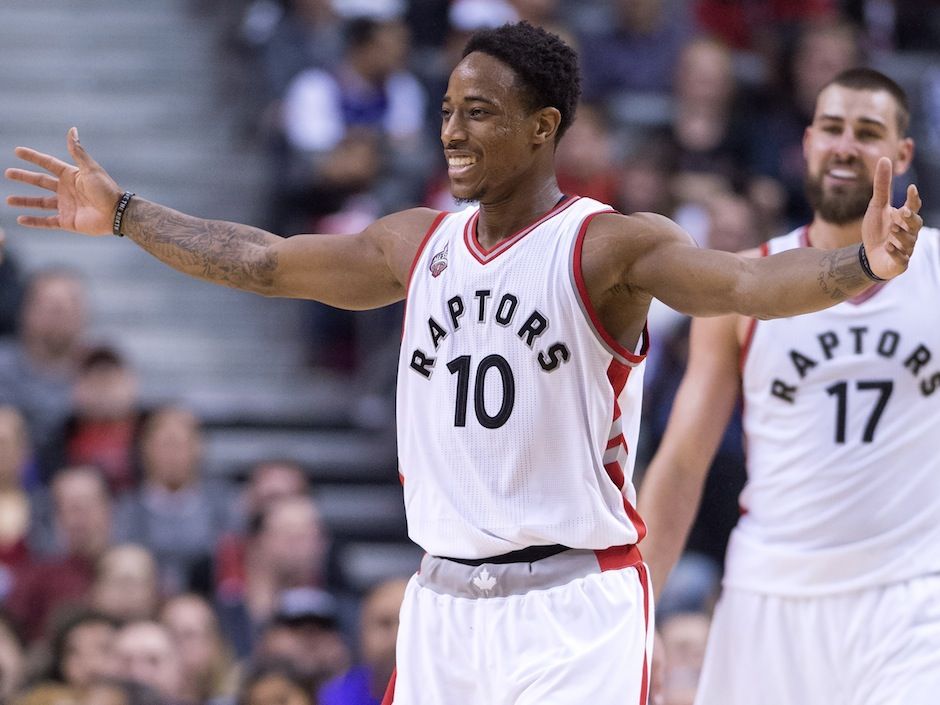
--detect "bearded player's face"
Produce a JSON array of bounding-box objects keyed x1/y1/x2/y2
[{"x1": 803, "y1": 85, "x2": 912, "y2": 225}]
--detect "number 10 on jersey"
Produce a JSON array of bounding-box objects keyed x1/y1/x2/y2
[{"x1": 447, "y1": 354, "x2": 516, "y2": 429}]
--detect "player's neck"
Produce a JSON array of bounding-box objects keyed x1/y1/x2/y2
[
  {"x1": 476, "y1": 177, "x2": 564, "y2": 248},
  {"x1": 807, "y1": 216, "x2": 862, "y2": 250}
]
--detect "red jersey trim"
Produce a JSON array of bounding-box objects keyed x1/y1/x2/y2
[
  {"x1": 380, "y1": 669, "x2": 396, "y2": 705},
  {"x1": 593, "y1": 544, "x2": 653, "y2": 705},
  {"x1": 573, "y1": 211, "x2": 648, "y2": 365},
  {"x1": 593, "y1": 543, "x2": 643, "y2": 572},
  {"x1": 405, "y1": 211, "x2": 448, "y2": 293},
  {"x1": 400, "y1": 211, "x2": 448, "y2": 339},
  {"x1": 636, "y1": 562, "x2": 651, "y2": 705},
  {"x1": 464, "y1": 195, "x2": 580, "y2": 264},
  {"x1": 603, "y1": 360, "x2": 648, "y2": 543}
]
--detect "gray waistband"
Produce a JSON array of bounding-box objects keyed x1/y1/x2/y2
[{"x1": 416, "y1": 546, "x2": 640, "y2": 599}]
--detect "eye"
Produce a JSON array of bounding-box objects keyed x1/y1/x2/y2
[
  {"x1": 469, "y1": 107, "x2": 488, "y2": 118},
  {"x1": 440, "y1": 108, "x2": 452, "y2": 120}
]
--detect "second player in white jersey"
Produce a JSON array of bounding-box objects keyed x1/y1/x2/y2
[
  {"x1": 398, "y1": 195, "x2": 648, "y2": 559},
  {"x1": 729, "y1": 225, "x2": 940, "y2": 595}
]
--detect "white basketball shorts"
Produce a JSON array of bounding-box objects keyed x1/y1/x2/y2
[
  {"x1": 384, "y1": 545, "x2": 653, "y2": 705},
  {"x1": 695, "y1": 574, "x2": 940, "y2": 705}
]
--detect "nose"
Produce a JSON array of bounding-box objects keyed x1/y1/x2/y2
[
  {"x1": 441, "y1": 112, "x2": 466, "y2": 147},
  {"x1": 832, "y1": 127, "x2": 859, "y2": 160}
]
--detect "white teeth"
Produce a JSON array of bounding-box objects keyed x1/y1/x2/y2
[
  {"x1": 828, "y1": 169, "x2": 857, "y2": 178},
  {"x1": 448, "y1": 157, "x2": 476, "y2": 167}
]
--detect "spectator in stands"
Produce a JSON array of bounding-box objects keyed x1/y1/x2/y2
[
  {"x1": 0, "y1": 406, "x2": 35, "y2": 593},
  {"x1": 750, "y1": 18, "x2": 862, "y2": 227},
  {"x1": 43, "y1": 610, "x2": 119, "y2": 699},
  {"x1": 0, "y1": 268, "x2": 89, "y2": 481},
  {"x1": 616, "y1": 142, "x2": 675, "y2": 217},
  {"x1": 318, "y1": 577, "x2": 407, "y2": 705},
  {"x1": 63, "y1": 346, "x2": 140, "y2": 495},
  {"x1": 0, "y1": 227, "x2": 24, "y2": 337},
  {"x1": 253, "y1": 588, "x2": 350, "y2": 695},
  {"x1": 275, "y1": 14, "x2": 430, "y2": 233},
  {"x1": 113, "y1": 621, "x2": 186, "y2": 705},
  {"x1": 217, "y1": 460, "x2": 309, "y2": 601},
  {"x1": 247, "y1": 0, "x2": 344, "y2": 107},
  {"x1": 116, "y1": 405, "x2": 234, "y2": 595},
  {"x1": 577, "y1": 0, "x2": 692, "y2": 102},
  {"x1": 89, "y1": 544, "x2": 160, "y2": 625},
  {"x1": 9, "y1": 467, "x2": 114, "y2": 643},
  {"x1": 662, "y1": 37, "x2": 756, "y2": 242},
  {"x1": 0, "y1": 612, "x2": 26, "y2": 703},
  {"x1": 217, "y1": 496, "x2": 330, "y2": 655},
  {"x1": 238, "y1": 660, "x2": 315, "y2": 705},
  {"x1": 281, "y1": 15, "x2": 424, "y2": 157},
  {"x1": 555, "y1": 104, "x2": 622, "y2": 205},
  {"x1": 160, "y1": 594, "x2": 240, "y2": 705}
]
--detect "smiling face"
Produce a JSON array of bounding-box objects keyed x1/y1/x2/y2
[
  {"x1": 441, "y1": 52, "x2": 554, "y2": 204},
  {"x1": 803, "y1": 84, "x2": 913, "y2": 225}
]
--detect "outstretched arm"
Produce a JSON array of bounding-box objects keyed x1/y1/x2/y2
[
  {"x1": 5, "y1": 129, "x2": 436, "y2": 309},
  {"x1": 619, "y1": 158, "x2": 922, "y2": 319},
  {"x1": 638, "y1": 313, "x2": 742, "y2": 599}
]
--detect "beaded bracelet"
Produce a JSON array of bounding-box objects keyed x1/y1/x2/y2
[{"x1": 112, "y1": 191, "x2": 136, "y2": 237}]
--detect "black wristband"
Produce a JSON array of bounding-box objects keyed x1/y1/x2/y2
[
  {"x1": 858, "y1": 243, "x2": 887, "y2": 282},
  {"x1": 112, "y1": 191, "x2": 135, "y2": 237}
]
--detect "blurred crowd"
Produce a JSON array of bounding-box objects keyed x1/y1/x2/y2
[{"x1": 0, "y1": 1, "x2": 938, "y2": 704}]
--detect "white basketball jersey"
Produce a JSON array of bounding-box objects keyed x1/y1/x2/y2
[
  {"x1": 724, "y1": 226, "x2": 940, "y2": 595},
  {"x1": 397, "y1": 196, "x2": 648, "y2": 559}
]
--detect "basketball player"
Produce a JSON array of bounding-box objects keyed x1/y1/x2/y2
[
  {"x1": 6, "y1": 24, "x2": 921, "y2": 705},
  {"x1": 639, "y1": 68, "x2": 939, "y2": 704}
]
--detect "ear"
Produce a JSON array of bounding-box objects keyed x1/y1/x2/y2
[
  {"x1": 893, "y1": 137, "x2": 915, "y2": 176},
  {"x1": 532, "y1": 107, "x2": 562, "y2": 145},
  {"x1": 801, "y1": 125, "x2": 813, "y2": 161}
]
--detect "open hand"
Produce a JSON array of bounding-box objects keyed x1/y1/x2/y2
[
  {"x1": 862, "y1": 156, "x2": 922, "y2": 279},
  {"x1": 5, "y1": 127, "x2": 123, "y2": 236}
]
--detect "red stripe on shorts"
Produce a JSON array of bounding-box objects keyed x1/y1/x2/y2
[{"x1": 380, "y1": 668, "x2": 396, "y2": 705}]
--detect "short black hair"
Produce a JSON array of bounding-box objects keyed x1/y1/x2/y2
[
  {"x1": 825, "y1": 68, "x2": 910, "y2": 135},
  {"x1": 462, "y1": 21, "x2": 580, "y2": 142}
]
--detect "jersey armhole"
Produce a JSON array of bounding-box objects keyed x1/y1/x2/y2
[
  {"x1": 400, "y1": 211, "x2": 448, "y2": 339},
  {"x1": 405, "y1": 211, "x2": 448, "y2": 294},
  {"x1": 571, "y1": 210, "x2": 649, "y2": 366}
]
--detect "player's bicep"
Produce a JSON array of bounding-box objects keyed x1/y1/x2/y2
[
  {"x1": 267, "y1": 209, "x2": 438, "y2": 309},
  {"x1": 622, "y1": 213, "x2": 750, "y2": 317}
]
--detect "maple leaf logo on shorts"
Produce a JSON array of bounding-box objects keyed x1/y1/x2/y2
[{"x1": 471, "y1": 567, "x2": 497, "y2": 594}]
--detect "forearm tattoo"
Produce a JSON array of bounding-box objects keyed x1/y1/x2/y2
[
  {"x1": 123, "y1": 199, "x2": 278, "y2": 291},
  {"x1": 817, "y1": 246, "x2": 870, "y2": 302}
]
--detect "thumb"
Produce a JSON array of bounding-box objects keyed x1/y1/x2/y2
[
  {"x1": 67, "y1": 127, "x2": 99, "y2": 168},
  {"x1": 870, "y1": 157, "x2": 893, "y2": 209}
]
